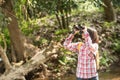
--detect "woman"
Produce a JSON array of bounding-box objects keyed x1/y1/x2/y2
[{"x1": 63, "y1": 25, "x2": 99, "y2": 80}]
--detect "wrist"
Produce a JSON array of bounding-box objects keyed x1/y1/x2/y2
[{"x1": 71, "y1": 31, "x2": 75, "y2": 35}]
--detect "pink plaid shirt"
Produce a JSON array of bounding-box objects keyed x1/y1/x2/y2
[{"x1": 63, "y1": 30, "x2": 98, "y2": 79}]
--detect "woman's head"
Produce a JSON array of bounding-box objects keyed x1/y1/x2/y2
[
  {"x1": 87, "y1": 28, "x2": 99, "y2": 43},
  {"x1": 81, "y1": 27, "x2": 99, "y2": 43}
]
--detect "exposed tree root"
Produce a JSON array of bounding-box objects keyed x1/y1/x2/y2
[{"x1": 0, "y1": 41, "x2": 61, "y2": 80}]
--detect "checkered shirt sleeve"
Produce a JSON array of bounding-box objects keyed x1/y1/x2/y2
[{"x1": 63, "y1": 34, "x2": 79, "y2": 53}]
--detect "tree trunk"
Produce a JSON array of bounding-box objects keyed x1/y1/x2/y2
[
  {"x1": 60, "y1": 10, "x2": 66, "y2": 29},
  {"x1": 10, "y1": 45, "x2": 17, "y2": 62},
  {"x1": 65, "y1": 11, "x2": 69, "y2": 29},
  {"x1": 1, "y1": 0, "x2": 26, "y2": 62},
  {"x1": 0, "y1": 46, "x2": 12, "y2": 73},
  {"x1": 55, "y1": 13, "x2": 62, "y2": 29},
  {"x1": 102, "y1": 0, "x2": 116, "y2": 22}
]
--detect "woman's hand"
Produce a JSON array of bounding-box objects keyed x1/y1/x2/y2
[
  {"x1": 82, "y1": 26, "x2": 87, "y2": 32},
  {"x1": 72, "y1": 29, "x2": 79, "y2": 35}
]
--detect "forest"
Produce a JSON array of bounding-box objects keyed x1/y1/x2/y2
[{"x1": 0, "y1": 0, "x2": 120, "y2": 80}]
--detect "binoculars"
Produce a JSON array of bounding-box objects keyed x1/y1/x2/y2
[{"x1": 72, "y1": 24, "x2": 85, "y2": 34}]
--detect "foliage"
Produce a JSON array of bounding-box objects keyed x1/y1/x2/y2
[
  {"x1": 112, "y1": 0, "x2": 120, "y2": 7},
  {"x1": 53, "y1": 29, "x2": 69, "y2": 42},
  {"x1": 58, "y1": 47, "x2": 76, "y2": 66},
  {"x1": 38, "y1": 38, "x2": 48, "y2": 44},
  {"x1": 78, "y1": 0, "x2": 101, "y2": 12},
  {"x1": 58, "y1": 53, "x2": 76, "y2": 66},
  {"x1": 30, "y1": 0, "x2": 78, "y2": 15},
  {"x1": 13, "y1": 0, "x2": 26, "y2": 20},
  {"x1": 17, "y1": 0, "x2": 79, "y2": 29},
  {"x1": 20, "y1": 20, "x2": 40, "y2": 36},
  {"x1": 0, "y1": 8, "x2": 10, "y2": 48},
  {"x1": 60, "y1": 48, "x2": 72, "y2": 55},
  {"x1": 55, "y1": 29, "x2": 69, "y2": 35},
  {"x1": 112, "y1": 39, "x2": 120, "y2": 54},
  {"x1": 0, "y1": 12, "x2": 7, "y2": 27},
  {"x1": 0, "y1": 29, "x2": 10, "y2": 46},
  {"x1": 102, "y1": 22, "x2": 116, "y2": 28},
  {"x1": 100, "y1": 51, "x2": 114, "y2": 67},
  {"x1": 33, "y1": 37, "x2": 49, "y2": 47}
]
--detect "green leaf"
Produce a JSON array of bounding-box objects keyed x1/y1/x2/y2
[{"x1": 58, "y1": 60, "x2": 66, "y2": 65}]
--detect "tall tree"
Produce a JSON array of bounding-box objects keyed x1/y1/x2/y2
[
  {"x1": 102, "y1": 0, "x2": 116, "y2": 22},
  {"x1": 1, "y1": 0, "x2": 26, "y2": 62}
]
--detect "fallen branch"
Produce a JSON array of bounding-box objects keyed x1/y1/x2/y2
[{"x1": 0, "y1": 41, "x2": 61, "y2": 80}]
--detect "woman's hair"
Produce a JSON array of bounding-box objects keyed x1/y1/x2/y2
[{"x1": 87, "y1": 28, "x2": 99, "y2": 43}]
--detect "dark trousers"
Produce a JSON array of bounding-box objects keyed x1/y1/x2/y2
[{"x1": 77, "y1": 76, "x2": 98, "y2": 80}]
